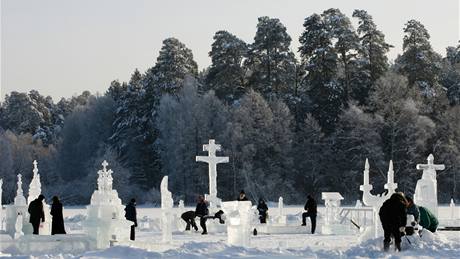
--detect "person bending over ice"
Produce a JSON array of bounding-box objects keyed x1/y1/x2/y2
[{"x1": 379, "y1": 192, "x2": 407, "y2": 252}]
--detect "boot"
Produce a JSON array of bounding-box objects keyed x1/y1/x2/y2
[{"x1": 395, "y1": 242, "x2": 401, "y2": 252}]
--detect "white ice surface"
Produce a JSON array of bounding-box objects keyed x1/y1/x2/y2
[{"x1": 0, "y1": 206, "x2": 459, "y2": 258}]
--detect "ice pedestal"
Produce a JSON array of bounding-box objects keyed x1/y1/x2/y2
[
  {"x1": 82, "y1": 161, "x2": 132, "y2": 249},
  {"x1": 414, "y1": 154, "x2": 444, "y2": 217},
  {"x1": 222, "y1": 201, "x2": 252, "y2": 247},
  {"x1": 321, "y1": 192, "x2": 346, "y2": 235}
]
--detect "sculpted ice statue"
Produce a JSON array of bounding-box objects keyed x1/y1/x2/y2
[
  {"x1": 196, "y1": 139, "x2": 229, "y2": 209},
  {"x1": 14, "y1": 174, "x2": 26, "y2": 206},
  {"x1": 83, "y1": 160, "x2": 131, "y2": 249},
  {"x1": 161, "y1": 176, "x2": 174, "y2": 243},
  {"x1": 414, "y1": 154, "x2": 444, "y2": 217}
]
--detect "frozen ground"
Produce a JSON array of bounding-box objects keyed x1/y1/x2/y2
[{"x1": 1, "y1": 206, "x2": 459, "y2": 258}]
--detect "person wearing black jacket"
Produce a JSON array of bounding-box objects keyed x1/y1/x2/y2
[
  {"x1": 28, "y1": 194, "x2": 45, "y2": 235},
  {"x1": 379, "y1": 192, "x2": 407, "y2": 252},
  {"x1": 237, "y1": 190, "x2": 248, "y2": 201},
  {"x1": 301, "y1": 194, "x2": 317, "y2": 234},
  {"x1": 50, "y1": 196, "x2": 66, "y2": 235},
  {"x1": 257, "y1": 199, "x2": 268, "y2": 224},
  {"x1": 124, "y1": 198, "x2": 137, "y2": 241},
  {"x1": 195, "y1": 195, "x2": 209, "y2": 235},
  {"x1": 181, "y1": 210, "x2": 198, "y2": 231}
]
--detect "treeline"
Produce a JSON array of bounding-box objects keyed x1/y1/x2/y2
[{"x1": 1, "y1": 9, "x2": 459, "y2": 205}]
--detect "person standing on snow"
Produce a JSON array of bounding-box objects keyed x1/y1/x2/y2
[
  {"x1": 124, "y1": 198, "x2": 138, "y2": 240},
  {"x1": 50, "y1": 196, "x2": 66, "y2": 235},
  {"x1": 301, "y1": 194, "x2": 317, "y2": 234},
  {"x1": 257, "y1": 199, "x2": 268, "y2": 224},
  {"x1": 28, "y1": 194, "x2": 45, "y2": 235},
  {"x1": 379, "y1": 192, "x2": 407, "y2": 252}
]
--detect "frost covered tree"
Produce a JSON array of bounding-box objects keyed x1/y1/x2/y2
[
  {"x1": 395, "y1": 20, "x2": 442, "y2": 96},
  {"x1": 299, "y1": 13, "x2": 342, "y2": 133},
  {"x1": 441, "y1": 44, "x2": 460, "y2": 105},
  {"x1": 245, "y1": 17, "x2": 297, "y2": 102},
  {"x1": 205, "y1": 31, "x2": 248, "y2": 104},
  {"x1": 156, "y1": 76, "x2": 229, "y2": 202},
  {"x1": 352, "y1": 9, "x2": 392, "y2": 105},
  {"x1": 370, "y1": 72, "x2": 436, "y2": 193}
]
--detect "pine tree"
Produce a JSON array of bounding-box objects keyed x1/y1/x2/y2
[
  {"x1": 352, "y1": 9, "x2": 392, "y2": 105},
  {"x1": 245, "y1": 17, "x2": 297, "y2": 102},
  {"x1": 299, "y1": 13, "x2": 342, "y2": 133},
  {"x1": 395, "y1": 20, "x2": 442, "y2": 96},
  {"x1": 206, "y1": 30, "x2": 248, "y2": 104},
  {"x1": 322, "y1": 9, "x2": 360, "y2": 102}
]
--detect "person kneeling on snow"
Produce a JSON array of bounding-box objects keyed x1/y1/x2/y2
[
  {"x1": 418, "y1": 206, "x2": 438, "y2": 233},
  {"x1": 379, "y1": 192, "x2": 407, "y2": 252}
]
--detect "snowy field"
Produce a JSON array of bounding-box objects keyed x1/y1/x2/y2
[{"x1": 1, "y1": 205, "x2": 459, "y2": 259}]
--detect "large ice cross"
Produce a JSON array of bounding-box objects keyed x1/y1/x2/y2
[
  {"x1": 416, "y1": 154, "x2": 444, "y2": 180},
  {"x1": 196, "y1": 139, "x2": 229, "y2": 198}
]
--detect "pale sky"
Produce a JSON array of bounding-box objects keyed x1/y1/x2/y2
[{"x1": 1, "y1": 0, "x2": 459, "y2": 101}]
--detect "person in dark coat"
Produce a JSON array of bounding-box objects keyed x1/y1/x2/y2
[
  {"x1": 50, "y1": 196, "x2": 66, "y2": 235},
  {"x1": 195, "y1": 195, "x2": 209, "y2": 235},
  {"x1": 257, "y1": 199, "x2": 268, "y2": 224},
  {"x1": 28, "y1": 194, "x2": 45, "y2": 235},
  {"x1": 379, "y1": 192, "x2": 407, "y2": 252},
  {"x1": 418, "y1": 206, "x2": 438, "y2": 233},
  {"x1": 124, "y1": 198, "x2": 137, "y2": 240},
  {"x1": 237, "y1": 190, "x2": 248, "y2": 201},
  {"x1": 181, "y1": 210, "x2": 198, "y2": 231},
  {"x1": 301, "y1": 194, "x2": 317, "y2": 234},
  {"x1": 406, "y1": 197, "x2": 420, "y2": 223}
]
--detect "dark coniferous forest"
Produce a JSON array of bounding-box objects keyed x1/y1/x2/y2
[{"x1": 1, "y1": 9, "x2": 459, "y2": 205}]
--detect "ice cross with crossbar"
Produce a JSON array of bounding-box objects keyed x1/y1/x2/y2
[{"x1": 196, "y1": 139, "x2": 229, "y2": 198}]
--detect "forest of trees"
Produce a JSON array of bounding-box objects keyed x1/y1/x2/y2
[{"x1": 1, "y1": 9, "x2": 459, "y2": 205}]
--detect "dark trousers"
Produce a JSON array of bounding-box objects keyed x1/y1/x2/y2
[
  {"x1": 181, "y1": 212, "x2": 198, "y2": 231},
  {"x1": 199, "y1": 216, "x2": 207, "y2": 233},
  {"x1": 130, "y1": 225, "x2": 136, "y2": 241},
  {"x1": 31, "y1": 221, "x2": 40, "y2": 235},
  {"x1": 302, "y1": 212, "x2": 317, "y2": 234},
  {"x1": 259, "y1": 213, "x2": 267, "y2": 224},
  {"x1": 383, "y1": 226, "x2": 402, "y2": 251}
]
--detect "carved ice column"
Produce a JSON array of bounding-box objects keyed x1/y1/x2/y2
[
  {"x1": 161, "y1": 176, "x2": 174, "y2": 243},
  {"x1": 6, "y1": 174, "x2": 29, "y2": 236},
  {"x1": 222, "y1": 201, "x2": 252, "y2": 246}
]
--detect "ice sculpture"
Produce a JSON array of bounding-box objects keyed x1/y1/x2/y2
[
  {"x1": 27, "y1": 160, "x2": 51, "y2": 235},
  {"x1": 83, "y1": 160, "x2": 132, "y2": 249},
  {"x1": 414, "y1": 154, "x2": 444, "y2": 217},
  {"x1": 161, "y1": 176, "x2": 173, "y2": 243},
  {"x1": 221, "y1": 201, "x2": 252, "y2": 246},
  {"x1": 196, "y1": 139, "x2": 229, "y2": 208}
]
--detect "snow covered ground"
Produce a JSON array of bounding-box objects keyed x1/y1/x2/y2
[{"x1": 1, "y1": 206, "x2": 459, "y2": 258}]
